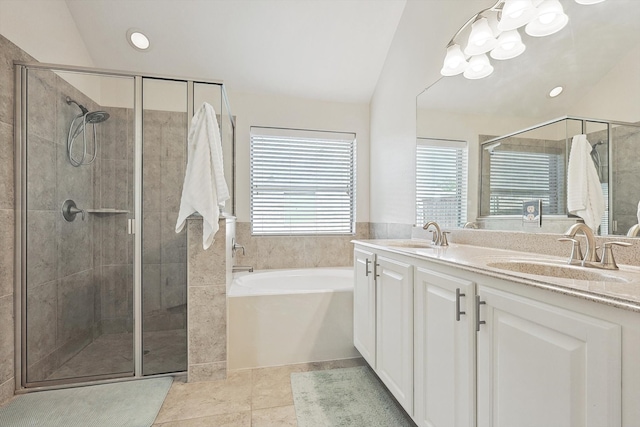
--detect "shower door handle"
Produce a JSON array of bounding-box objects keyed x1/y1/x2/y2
[{"x1": 128, "y1": 219, "x2": 136, "y2": 235}]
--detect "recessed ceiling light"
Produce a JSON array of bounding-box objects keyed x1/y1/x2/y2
[
  {"x1": 127, "y1": 29, "x2": 150, "y2": 51},
  {"x1": 549, "y1": 86, "x2": 564, "y2": 97}
]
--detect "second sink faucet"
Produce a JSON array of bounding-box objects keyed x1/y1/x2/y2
[
  {"x1": 423, "y1": 221, "x2": 448, "y2": 246},
  {"x1": 563, "y1": 223, "x2": 598, "y2": 266}
]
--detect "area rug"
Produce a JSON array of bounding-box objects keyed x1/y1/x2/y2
[
  {"x1": 291, "y1": 366, "x2": 415, "y2": 427},
  {"x1": 0, "y1": 377, "x2": 173, "y2": 427}
]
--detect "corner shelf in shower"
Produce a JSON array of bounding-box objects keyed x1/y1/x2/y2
[{"x1": 86, "y1": 209, "x2": 130, "y2": 214}]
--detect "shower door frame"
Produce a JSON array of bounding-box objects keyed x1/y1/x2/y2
[{"x1": 14, "y1": 62, "x2": 233, "y2": 391}]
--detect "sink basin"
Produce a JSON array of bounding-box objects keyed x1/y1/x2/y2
[{"x1": 486, "y1": 261, "x2": 628, "y2": 283}]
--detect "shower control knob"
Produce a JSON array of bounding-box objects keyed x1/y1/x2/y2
[{"x1": 62, "y1": 199, "x2": 86, "y2": 222}]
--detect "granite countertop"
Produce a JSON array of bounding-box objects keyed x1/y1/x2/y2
[{"x1": 353, "y1": 239, "x2": 640, "y2": 313}]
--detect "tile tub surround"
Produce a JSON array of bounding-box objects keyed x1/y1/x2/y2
[
  {"x1": 186, "y1": 217, "x2": 234, "y2": 382},
  {"x1": 232, "y1": 221, "x2": 370, "y2": 270},
  {"x1": 367, "y1": 234, "x2": 640, "y2": 311}
]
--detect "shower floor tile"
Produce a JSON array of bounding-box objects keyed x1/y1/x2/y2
[{"x1": 46, "y1": 329, "x2": 186, "y2": 381}]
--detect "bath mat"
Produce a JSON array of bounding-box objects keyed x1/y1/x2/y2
[
  {"x1": 291, "y1": 366, "x2": 415, "y2": 427},
  {"x1": 0, "y1": 377, "x2": 173, "y2": 427}
]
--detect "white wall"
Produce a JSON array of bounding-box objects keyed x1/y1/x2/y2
[
  {"x1": 228, "y1": 90, "x2": 370, "y2": 223},
  {"x1": 0, "y1": 0, "x2": 94, "y2": 67},
  {"x1": 369, "y1": 0, "x2": 493, "y2": 225},
  {"x1": 571, "y1": 44, "x2": 640, "y2": 123},
  {"x1": 0, "y1": 0, "x2": 100, "y2": 101}
]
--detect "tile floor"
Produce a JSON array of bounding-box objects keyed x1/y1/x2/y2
[{"x1": 152, "y1": 358, "x2": 366, "y2": 427}]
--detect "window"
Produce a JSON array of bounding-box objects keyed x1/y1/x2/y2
[
  {"x1": 488, "y1": 150, "x2": 565, "y2": 216},
  {"x1": 416, "y1": 138, "x2": 468, "y2": 228},
  {"x1": 250, "y1": 127, "x2": 356, "y2": 235}
]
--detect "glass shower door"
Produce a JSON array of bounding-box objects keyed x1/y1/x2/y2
[
  {"x1": 141, "y1": 78, "x2": 188, "y2": 375},
  {"x1": 23, "y1": 67, "x2": 135, "y2": 385}
]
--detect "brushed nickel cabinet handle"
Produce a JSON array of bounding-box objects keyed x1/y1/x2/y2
[
  {"x1": 456, "y1": 288, "x2": 466, "y2": 321},
  {"x1": 476, "y1": 295, "x2": 486, "y2": 332}
]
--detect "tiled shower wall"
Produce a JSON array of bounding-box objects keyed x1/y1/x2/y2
[
  {"x1": 0, "y1": 33, "x2": 33, "y2": 404},
  {"x1": 24, "y1": 67, "x2": 102, "y2": 382},
  {"x1": 0, "y1": 33, "x2": 137, "y2": 390},
  {"x1": 611, "y1": 125, "x2": 640, "y2": 234},
  {"x1": 142, "y1": 110, "x2": 188, "y2": 334},
  {"x1": 94, "y1": 106, "x2": 134, "y2": 335}
]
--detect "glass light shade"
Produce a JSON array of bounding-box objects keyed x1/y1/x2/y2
[
  {"x1": 490, "y1": 30, "x2": 526, "y2": 60},
  {"x1": 525, "y1": 0, "x2": 568, "y2": 37},
  {"x1": 498, "y1": 0, "x2": 538, "y2": 31},
  {"x1": 463, "y1": 54, "x2": 494, "y2": 79},
  {"x1": 575, "y1": 0, "x2": 605, "y2": 4},
  {"x1": 441, "y1": 44, "x2": 468, "y2": 76},
  {"x1": 464, "y1": 18, "x2": 499, "y2": 56}
]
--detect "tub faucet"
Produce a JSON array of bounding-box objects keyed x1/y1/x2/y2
[
  {"x1": 232, "y1": 238, "x2": 245, "y2": 257},
  {"x1": 423, "y1": 221, "x2": 448, "y2": 246},
  {"x1": 627, "y1": 224, "x2": 640, "y2": 237},
  {"x1": 562, "y1": 223, "x2": 598, "y2": 266}
]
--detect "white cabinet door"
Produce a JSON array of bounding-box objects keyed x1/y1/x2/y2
[
  {"x1": 376, "y1": 254, "x2": 414, "y2": 415},
  {"x1": 477, "y1": 285, "x2": 622, "y2": 427},
  {"x1": 414, "y1": 267, "x2": 475, "y2": 427},
  {"x1": 353, "y1": 247, "x2": 377, "y2": 367}
]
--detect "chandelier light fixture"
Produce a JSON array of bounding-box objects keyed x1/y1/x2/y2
[{"x1": 440, "y1": 0, "x2": 605, "y2": 79}]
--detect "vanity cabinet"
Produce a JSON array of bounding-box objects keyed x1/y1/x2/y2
[
  {"x1": 414, "y1": 265, "x2": 475, "y2": 427},
  {"x1": 353, "y1": 247, "x2": 377, "y2": 367},
  {"x1": 476, "y1": 285, "x2": 622, "y2": 427},
  {"x1": 353, "y1": 243, "x2": 632, "y2": 426},
  {"x1": 375, "y1": 254, "x2": 414, "y2": 414}
]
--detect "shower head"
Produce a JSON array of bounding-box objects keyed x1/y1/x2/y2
[
  {"x1": 591, "y1": 140, "x2": 605, "y2": 154},
  {"x1": 85, "y1": 111, "x2": 110, "y2": 124},
  {"x1": 66, "y1": 96, "x2": 89, "y2": 115},
  {"x1": 66, "y1": 96, "x2": 109, "y2": 123}
]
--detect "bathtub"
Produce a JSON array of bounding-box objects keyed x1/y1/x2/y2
[{"x1": 227, "y1": 267, "x2": 360, "y2": 370}]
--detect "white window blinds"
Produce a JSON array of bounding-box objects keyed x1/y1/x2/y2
[
  {"x1": 250, "y1": 127, "x2": 356, "y2": 235},
  {"x1": 416, "y1": 138, "x2": 468, "y2": 228},
  {"x1": 488, "y1": 150, "x2": 565, "y2": 215}
]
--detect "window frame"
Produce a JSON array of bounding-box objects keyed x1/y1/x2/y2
[
  {"x1": 415, "y1": 137, "x2": 468, "y2": 228},
  {"x1": 250, "y1": 126, "x2": 356, "y2": 236}
]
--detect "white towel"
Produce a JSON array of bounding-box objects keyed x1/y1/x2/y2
[
  {"x1": 175, "y1": 102, "x2": 230, "y2": 249},
  {"x1": 567, "y1": 135, "x2": 605, "y2": 232}
]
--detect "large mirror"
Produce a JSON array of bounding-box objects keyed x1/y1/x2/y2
[{"x1": 417, "y1": 0, "x2": 640, "y2": 236}]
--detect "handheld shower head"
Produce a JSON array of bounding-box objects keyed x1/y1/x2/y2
[
  {"x1": 85, "y1": 111, "x2": 110, "y2": 124},
  {"x1": 66, "y1": 96, "x2": 89, "y2": 115}
]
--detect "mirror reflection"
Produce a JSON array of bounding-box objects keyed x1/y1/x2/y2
[{"x1": 417, "y1": 0, "x2": 640, "y2": 236}]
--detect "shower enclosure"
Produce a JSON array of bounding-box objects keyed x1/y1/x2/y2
[{"x1": 14, "y1": 63, "x2": 234, "y2": 388}]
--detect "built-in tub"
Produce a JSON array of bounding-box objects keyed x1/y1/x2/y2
[{"x1": 227, "y1": 267, "x2": 359, "y2": 370}]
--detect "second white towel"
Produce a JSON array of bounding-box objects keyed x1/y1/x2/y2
[{"x1": 567, "y1": 134, "x2": 605, "y2": 232}]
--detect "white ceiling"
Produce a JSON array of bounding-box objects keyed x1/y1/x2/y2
[{"x1": 64, "y1": 0, "x2": 407, "y2": 103}]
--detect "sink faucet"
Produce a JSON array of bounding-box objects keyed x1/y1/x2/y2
[
  {"x1": 423, "y1": 221, "x2": 448, "y2": 246},
  {"x1": 563, "y1": 223, "x2": 598, "y2": 267}
]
